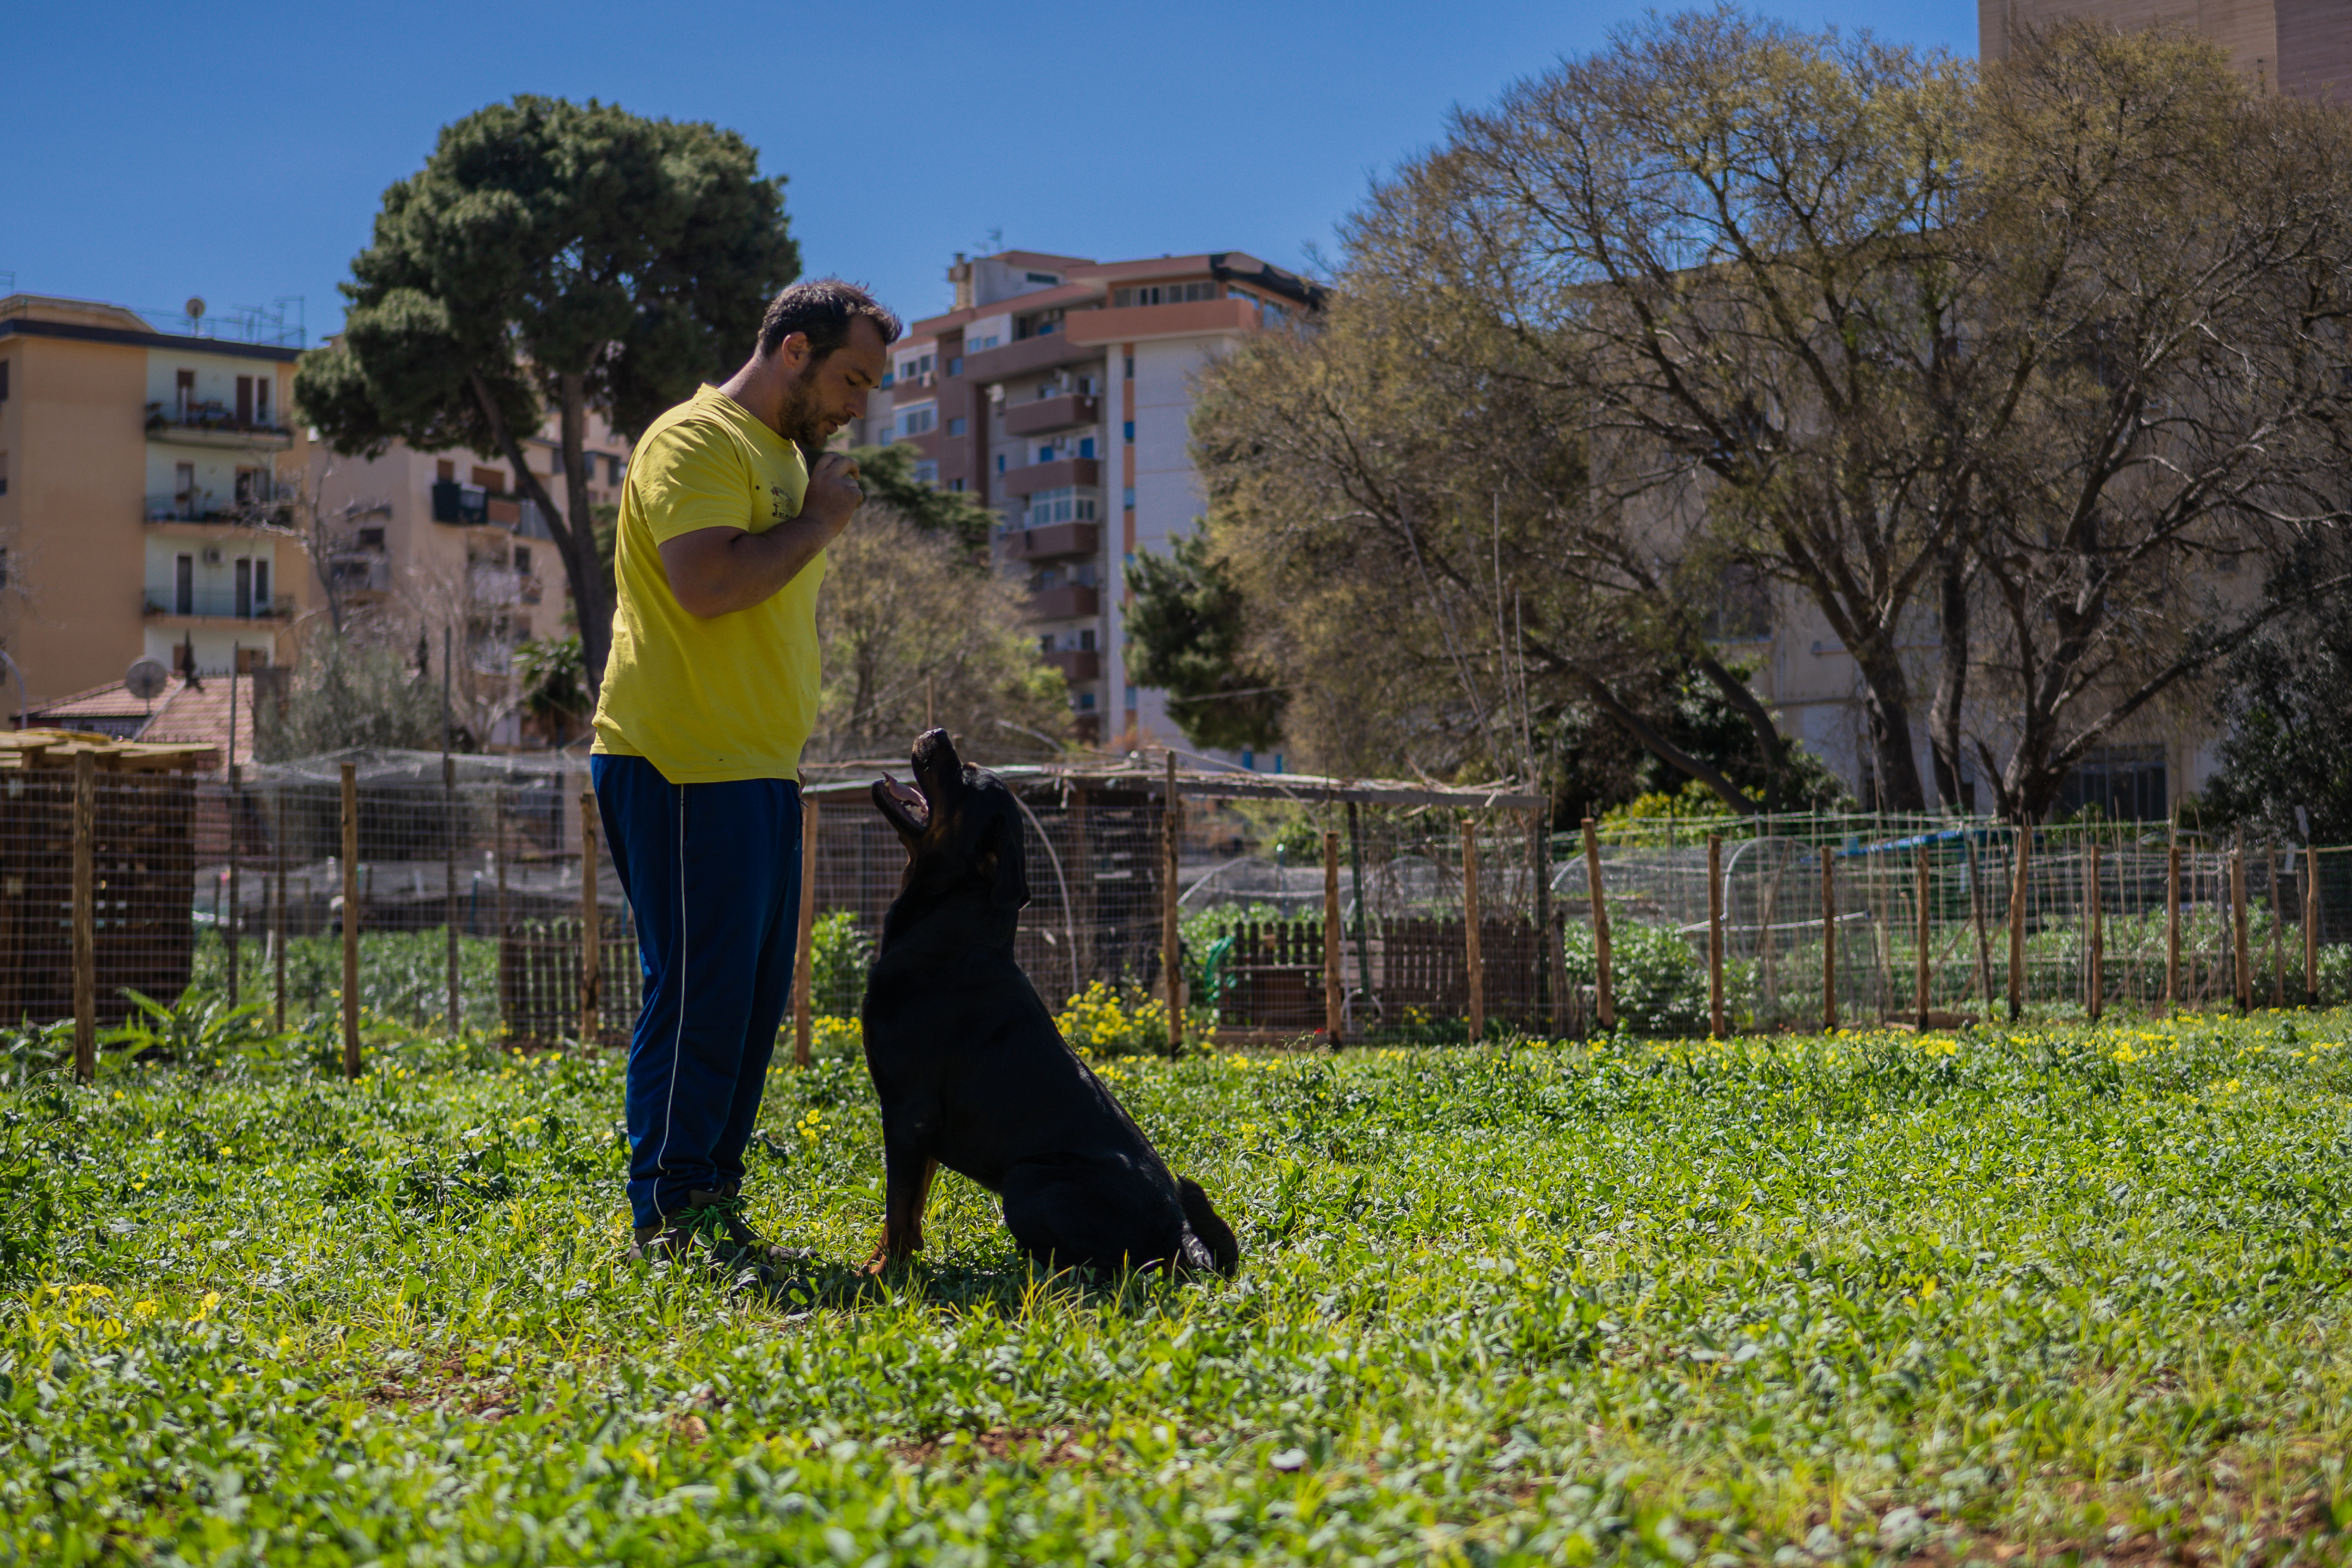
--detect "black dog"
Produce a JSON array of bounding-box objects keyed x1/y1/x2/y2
[{"x1": 860, "y1": 728, "x2": 1239, "y2": 1279}]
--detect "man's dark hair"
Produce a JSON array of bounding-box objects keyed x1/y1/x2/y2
[{"x1": 757, "y1": 279, "x2": 902, "y2": 361}]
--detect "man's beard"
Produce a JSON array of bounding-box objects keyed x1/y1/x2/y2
[{"x1": 776, "y1": 371, "x2": 827, "y2": 453}]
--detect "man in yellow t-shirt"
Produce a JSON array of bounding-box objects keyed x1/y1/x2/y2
[{"x1": 590, "y1": 278, "x2": 897, "y2": 1276}]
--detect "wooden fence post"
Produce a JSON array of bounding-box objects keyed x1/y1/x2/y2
[
  {"x1": 2231, "y1": 843, "x2": 2251, "y2": 1014},
  {"x1": 1461, "y1": 817, "x2": 1484, "y2": 1045},
  {"x1": 2306, "y1": 844, "x2": 2322, "y2": 1006},
  {"x1": 445, "y1": 756, "x2": 461, "y2": 1035},
  {"x1": 1965, "y1": 834, "x2": 1995, "y2": 1010},
  {"x1": 1707, "y1": 833, "x2": 1726, "y2": 1039},
  {"x1": 1322, "y1": 829, "x2": 1343, "y2": 1049},
  {"x1": 1582, "y1": 817, "x2": 1613, "y2": 1032},
  {"x1": 72, "y1": 750, "x2": 96, "y2": 1084},
  {"x1": 226, "y1": 759, "x2": 241, "y2": 1010},
  {"x1": 1915, "y1": 843, "x2": 1931, "y2": 1030},
  {"x1": 578, "y1": 789, "x2": 600, "y2": 1045},
  {"x1": 1530, "y1": 806, "x2": 1552, "y2": 1034},
  {"x1": 2165, "y1": 838, "x2": 2182, "y2": 1017},
  {"x1": 2008, "y1": 826, "x2": 2029, "y2": 1022},
  {"x1": 2268, "y1": 843, "x2": 2286, "y2": 1008},
  {"x1": 2097, "y1": 841, "x2": 2117, "y2": 1025},
  {"x1": 339, "y1": 762, "x2": 361, "y2": 1079},
  {"x1": 792, "y1": 794, "x2": 820, "y2": 1068},
  {"x1": 1163, "y1": 754, "x2": 1184, "y2": 1057},
  {"x1": 1346, "y1": 801, "x2": 1375, "y2": 1026},
  {"x1": 1819, "y1": 846, "x2": 1838, "y2": 1033},
  {"x1": 272, "y1": 789, "x2": 287, "y2": 1033}
]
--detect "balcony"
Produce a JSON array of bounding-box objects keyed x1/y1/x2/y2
[
  {"x1": 326, "y1": 555, "x2": 393, "y2": 595},
  {"x1": 1001, "y1": 457, "x2": 1100, "y2": 497},
  {"x1": 143, "y1": 589, "x2": 293, "y2": 621},
  {"x1": 145, "y1": 403, "x2": 295, "y2": 450},
  {"x1": 1002, "y1": 521, "x2": 1099, "y2": 562},
  {"x1": 1045, "y1": 648, "x2": 1100, "y2": 683},
  {"x1": 1068, "y1": 297, "x2": 1257, "y2": 345},
  {"x1": 1027, "y1": 583, "x2": 1100, "y2": 620},
  {"x1": 1003, "y1": 393, "x2": 1099, "y2": 438},
  {"x1": 964, "y1": 328, "x2": 1105, "y2": 384},
  {"x1": 144, "y1": 494, "x2": 290, "y2": 527}
]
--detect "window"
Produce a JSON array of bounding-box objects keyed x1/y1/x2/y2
[
  {"x1": 0, "y1": 359, "x2": 10, "y2": 401},
  {"x1": 1076, "y1": 375, "x2": 1096, "y2": 395},
  {"x1": 1073, "y1": 691, "x2": 1097, "y2": 712},
  {"x1": 1123, "y1": 421, "x2": 1135, "y2": 443},
  {"x1": 234, "y1": 557, "x2": 252, "y2": 619},
  {"x1": 913, "y1": 460, "x2": 938, "y2": 484},
  {"x1": 1123, "y1": 357, "x2": 1134, "y2": 379},
  {"x1": 1125, "y1": 685, "x2": 1138, "y2": 709},
  {"x1": 1079, "y1": 629, "x2": 1095, "y2": 651},
  {"x1": 357, "y1": 526, "x2": 385, "y2": 550},
  {"x1": 0, "y1": 451, "x2": 8, "y2": 495},
  {"x1": 1039, "y1": 635, "x2": 1055, "y2": 656},
  {"x1": 1025, "y1": 271, "x2": 1061, "y2": 285},
  {"x1": 1036, "y1": 443, "x2": 1056, "y2": 464},
  {"x1": 514, "y1": 546, "x2": 532, "y2": 574},
  {"x1": 967, "y1": 335, "x2": 1001, "y2": 354},
  {"x1": 607, "y1": 454, "x2": 624, "y2": 485},
  {"x1": 255, "y1": 376, "x2": 271, "y2": 425},
  {"x1": 437, "y1": 460, "x2": 455, "y2": 482},
  {"x1": 175, "y1": 554, "x2": 194, "y2": 615},
  {"x1": 175, "y1": 369, "x2": 195, "y2": 418},
  {"x1": 1122, "y1": 486, "x2": 1136, "y2": 511},
  {"x1": 1077, "y1": 437, "x2": 1095, "y2": 460},
  {"x1": 898, "y1": 405, "x2": 936, "y2": 437},
  {"x1": 470, "y1": 466, "x2": 504, "y2": 492},
  {"x1": 174, "y1": 462, "x2": 196, "y2": 504},
  {"x1": 947, "y1": 478, "x2": 965, "y2": 492},
  {"x1": 947, "y1": 356, "x2": 962, "y2": 376},
  {"x1": 234, "y1": 468, "x2": 262, "y2": 504},
  {"x1": 235, "y1": 375, "x2": 255, "y2": 426},
  {"x1": 0, "y1": 547, "x2": 8, "y2": 589},
  {"x1": 1021, "y1": 486, "x2": 1099, "y2": 528},
  {"x1": 996, "y1": 454, "x2": 1006, "y2": 474},
  {"x1": 1111, "y1": 282, "x2": 1217, "y2": 307},
  {"x1": 253, "y1": 558, "x2": 270, "y2": 611},
  {"x1": 946, "y1": 416, "x2": 967, "y2": 437}
]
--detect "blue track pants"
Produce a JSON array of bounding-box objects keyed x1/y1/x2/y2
[{"x1": 591, "y1": 754, "x2": 802, "y2": 1230}]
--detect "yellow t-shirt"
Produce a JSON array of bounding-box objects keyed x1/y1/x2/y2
[{"x1": 591, "y1": 385, "x2": 823, "y2": 782}]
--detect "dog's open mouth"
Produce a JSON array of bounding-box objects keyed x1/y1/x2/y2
[{"x1": 877, "y1": 772, "x2": 929, "y2": 832}]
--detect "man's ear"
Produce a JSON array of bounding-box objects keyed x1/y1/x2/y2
[{"x1": 980, "y1": 811, "x2": 1031, "y2": 911}]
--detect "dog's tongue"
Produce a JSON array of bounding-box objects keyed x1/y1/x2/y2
[{"x1": 881, "y1": 772, "x2": 929, "y2": 827}]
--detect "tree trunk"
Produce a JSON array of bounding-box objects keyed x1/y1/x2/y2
[
  {"x1": 1693, "y1": 654, "x2": 1791, "y2": 814},
  {"x1": 1927, "y1": 542, "x2": 1971, "y2": 813},
  {"x1": 1853, "y1": 638, "x2": 1928, "y2": 811}
]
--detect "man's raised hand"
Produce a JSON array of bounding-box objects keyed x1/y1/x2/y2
[{"x1": 805, "y1": 452, "x2": 865, "y2": 535}]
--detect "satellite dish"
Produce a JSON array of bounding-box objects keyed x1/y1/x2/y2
[
  {"x1": 125, "y1": 659, "x2": 169, "y2": 701},
  {"x1": 184, "y1": 296, "x2": 206, "y2": 320}
]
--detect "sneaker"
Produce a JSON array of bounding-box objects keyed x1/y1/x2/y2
[{"x1": 627, "y1": 1190, "x2": 811, "y2": 1281}]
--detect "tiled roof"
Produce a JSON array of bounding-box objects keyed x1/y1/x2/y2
[{"x1": 139, "y1": 673, "x2": 260, "y2": 771}]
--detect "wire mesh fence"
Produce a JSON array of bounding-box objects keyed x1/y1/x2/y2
[{"x1": 7, "y1": 743, "x2": 2352, "y2": 1073}]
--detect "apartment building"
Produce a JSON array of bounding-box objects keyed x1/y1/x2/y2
[
  {"x1": 311, "y1": 415, "x2": 623, "y2": 746},
  {"x1": 852, "y1": 248, "x2": 1321, "y2": 749},
  {"x1": 0, "y1": 294, "x2": 317, "y2": 713},
  {"x1": 1982, "y1": 0, "x2": 2352, "y2": 102}
]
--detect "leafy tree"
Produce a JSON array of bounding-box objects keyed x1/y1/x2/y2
[
  {"x1": 2200, "y1": 571, "x2": 2352, "y2": 845},
  {"x1": 844, "y1": 442, "x2": 1000, "y2": 550},
  {"x1": 807, "y1": 504, "x2": 1068, "y2": 763},
  {"x1": 295, "y1": 96, "x2": 798, "y2": 697},
  {"x1": 255, "y1": 636, "x2": 442, "y2": 761},
  {"x1": 1125, "y1": 531, "x2": 1285, "y2": 754},
  {"x1": 513, "y1": 636, "x2": 590, "y2": 748}
]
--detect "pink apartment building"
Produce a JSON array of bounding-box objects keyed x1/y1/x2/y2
[{"x1": 851, "y1": 248, "x2": 1321, "y2": 751}]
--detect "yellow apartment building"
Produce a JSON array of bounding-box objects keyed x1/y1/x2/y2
[
  {"x1": 0, "y1": 293, "x2": 316, "y2": 713},
  {"x1": 309, "y1": 410, "x2": 623, "y2": 748}
]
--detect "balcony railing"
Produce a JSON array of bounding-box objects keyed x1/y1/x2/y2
[
  {"x1": 1004, "y1": 393, "x2": 1098, "y2": 438},
  {"x1": 145, "y1": 493, "x2": 290, "y2": 525},
  {"x1": 145, "y1": 403, "x2": 295, "y2": 448},
  {"x1": 1027, "y1": 583, "x2": 1101, "y2": 621},
  {"x1": 1001, "y1": 522, "x2": 1100, "y2": 561},
  {"x1": 143, "y1": 589, "x2": 293, "y2": 621},
  {"x1": 1045, "y1": 648, "x2": 1101, "y2": 683}
]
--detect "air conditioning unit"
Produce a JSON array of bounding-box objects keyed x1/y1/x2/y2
[{"x1": 200, "y1": 547, "x2": 225, "y2": 566}]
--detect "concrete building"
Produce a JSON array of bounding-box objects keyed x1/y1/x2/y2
[
  {"x1": 1982, "y1": 0, "x2": 2352, "y2": 102},
  {"x1": 0, "y1": 294, "x2": 316, "y2": 712},
  {"x1": 310, "y1": 413, "x2": 625, "y2": 748},
  {"x1": 852, "y1": 248, "x2": 1322, "y2": 751}
]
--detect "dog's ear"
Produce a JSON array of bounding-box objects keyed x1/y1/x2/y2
[{"x1": 978, "y1": 810, "x2": 1031, "y2": 911}]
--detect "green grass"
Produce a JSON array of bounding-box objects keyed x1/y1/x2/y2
[{"x1": 5, "y1": 1007, "x2": 2352, "y2": 1564}]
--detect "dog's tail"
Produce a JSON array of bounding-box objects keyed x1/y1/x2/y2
[{"x1": 1176, "y1": 1176, "x2": 1241, "y2": 1278}]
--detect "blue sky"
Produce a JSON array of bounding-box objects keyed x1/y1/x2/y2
[{"x1": 7, "y1": 0, "x2": 1975, "y2": 343}]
